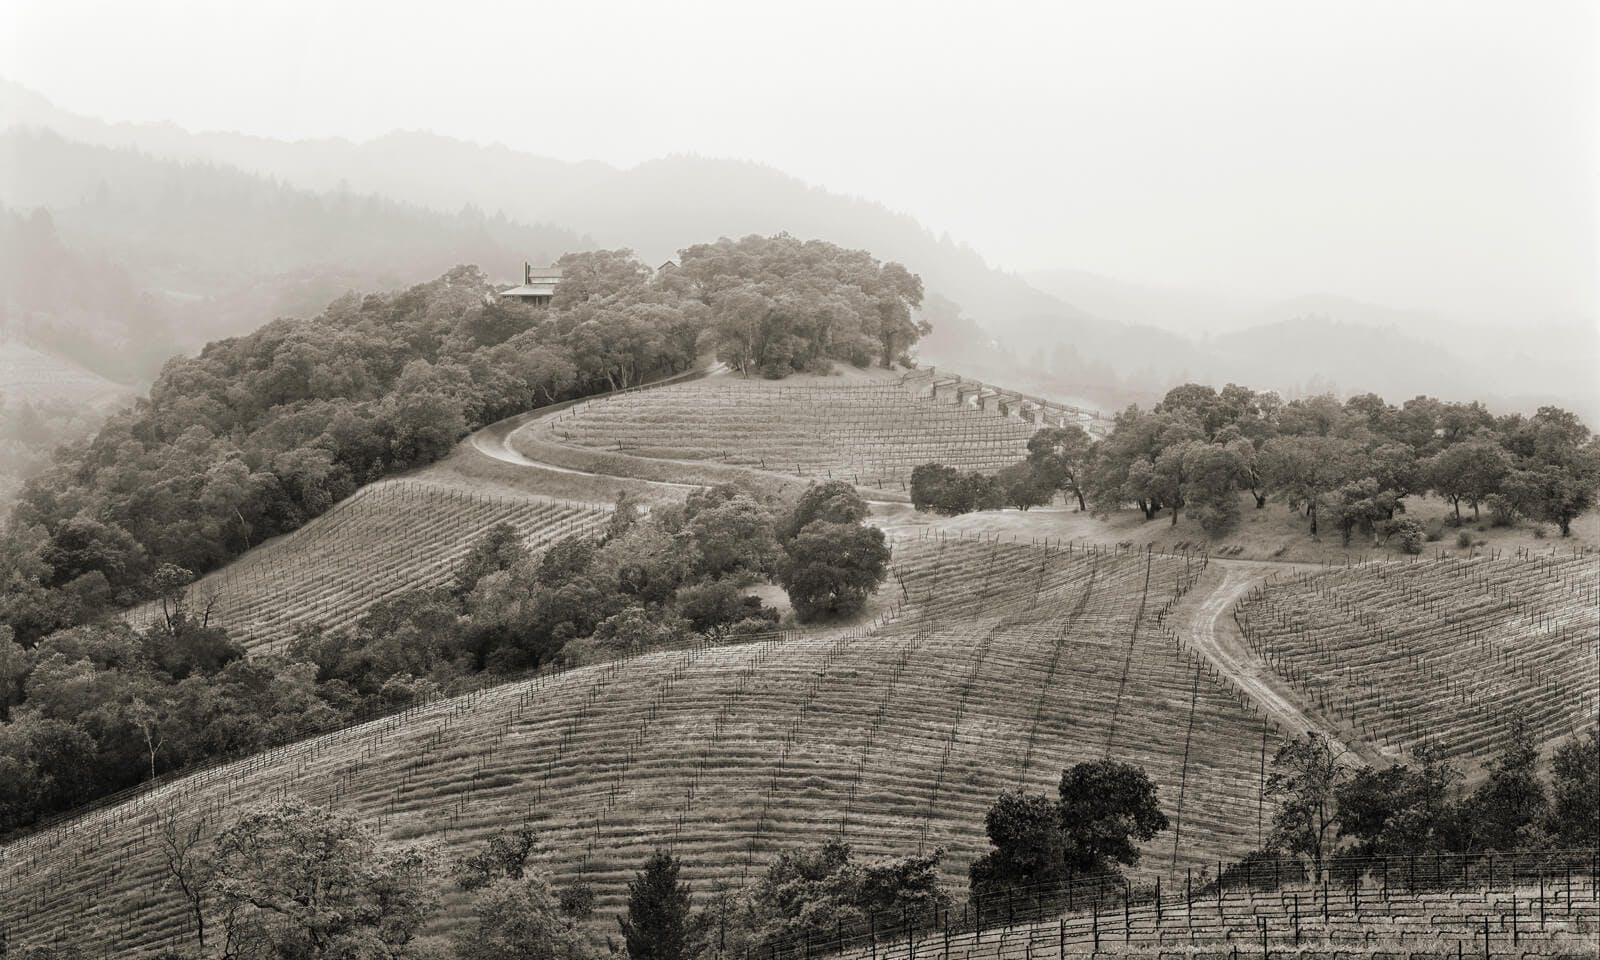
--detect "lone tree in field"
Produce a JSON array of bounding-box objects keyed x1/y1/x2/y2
[
  {"x1": 620, "y1": 850, "x2": 700, "y2": 960},
  {"x1": 1058, "y1": 759, "x2": 1170, "y2": 875},
  {"x1": 158, "y1": 816, "x2": 214, "y2": 954},
  {"x1": 996, "y1": 461, "x2": 1057, "y2": 511},
  {"x1": 455, "y1": 824, "x2": 540, "y2": 890},
  {"x1": 776, "y1": 481, "x2": 890, "y2": 621},
  {"x1": 1265, "y1": 732, "x2": 1348, "y2": 871},
  {"x1": 1426, "y1": 438, "x2": 1512, "y2": 521},
  {"x1": 971, "y1": 760, "x2": 1169, "y2": 896},
  {"x1": 968, "y1": 790, "x2": 1070, "y2": 895}
]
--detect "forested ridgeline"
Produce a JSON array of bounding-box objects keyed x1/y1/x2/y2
[{"x1": 0, "y1": 235, "x2": 928, "y2": 647}]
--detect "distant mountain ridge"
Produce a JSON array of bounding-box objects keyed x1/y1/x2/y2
[
  {"x1": 1029, "y1": 270, "x2": 1599, "y2": 419},
  {"x1": 3, "y1": 79, "x2": 1593, "y2": 419},
  {"x1": 0, "y1": 122, "x2": 587, "y2": 382},
  {"x1": 0, "y1": 80, "x2": 1111, "y2": 373}
]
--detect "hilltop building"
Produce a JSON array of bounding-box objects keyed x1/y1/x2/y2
[{"x1": 500, "y1": 263, "x2": 563, "y2": 307}]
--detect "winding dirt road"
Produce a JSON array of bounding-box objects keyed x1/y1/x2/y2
[
  {"x1": 463, "y1": 364, "x2": 728, "y2": 492},
  {"x1": 461, "y1": 370, "x2": 1374, "y2": 762},
  {"x1": 468, "y1": 409, "x2": 706, "y2": 490},
  {"x1": 1174, "y1": 559, "x2": 1392, "y2": 766}
]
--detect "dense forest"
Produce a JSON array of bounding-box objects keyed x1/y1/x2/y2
[
  {"x1": 677, "y1": 234, "x2": 926, "y2": 375},
  {"x1": 913, "y1": 382, "x2": 1600, "y2": 544},
  {"x1": 0, "y1": 239, "x2": 924, "y2": 646}
]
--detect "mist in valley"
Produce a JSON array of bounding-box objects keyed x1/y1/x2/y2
[{"x1": 2, "y1": 0, "x2": 1595, "y2": 498}]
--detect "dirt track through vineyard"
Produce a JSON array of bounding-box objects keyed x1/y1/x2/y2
[
  {"x1": 1173, "y1": 559, "x2": 1391, "y2": 766},
  {"x1": 463, "y1": 377, "x2": 1371, "y2": 760}
]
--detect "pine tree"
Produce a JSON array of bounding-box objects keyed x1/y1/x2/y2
[{"x1": 619, "y1": 850, "x2": 700, "y2": 960}]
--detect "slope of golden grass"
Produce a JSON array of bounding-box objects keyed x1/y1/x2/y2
[{"x1": 4, "y1": 536, "x2": 1275, "y2": 955}]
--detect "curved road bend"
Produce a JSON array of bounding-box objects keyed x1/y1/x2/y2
[{"x1": 1176, "y1": 558, "x2": 1394, "y2": 767}]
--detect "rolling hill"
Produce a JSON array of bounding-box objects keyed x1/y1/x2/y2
[
  {"x1": 1234, "y1": 552, "x2": 1600, "y2": 762},
  {"x1": 524, "y1": 368, "x2": 1062, "y2": 497},
  {"x1": 11, "y1": 81, "x2": 1593, "y2": 419},
  {"x1": 122, "y1": 479, "x2": 609, "y2": 653},
  {"x1": 0, "y1": 338, "x2": 124, "y2": 404},
  {"x1": 3, "y1": 536, "x2": 1276, "y2": 955},
  {"x1": 0, "y1": 126, "x2": 587, "y2": 385},
  {"x1": 3, "y1": 361, "x2": 1598, "y2": 956},
  {"x1": 0, "y1": 81, "x2": 1154, "y2": 404}
]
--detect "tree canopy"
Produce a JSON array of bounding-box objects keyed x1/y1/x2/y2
[
  {"x1": 969, "y1": 759, "x2": 1169, "y2": 898},
  {"x1": 774, "y1": 481, "x2": 890, "y2": 621},
  {"x1": 677, "y1": 234, "x2": 926, "y2": 377}
]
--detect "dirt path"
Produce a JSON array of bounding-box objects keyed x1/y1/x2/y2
[
  {"x1": 461, "y1": 363, "x2": 901, "y2": 505},
  {"x1": 457, "y1": 370, "x2": 1406, "y2": 773},
  {"x1": 469, "y1": 411, "x2": 706, "y2": 490},
  {"x1": 1174, "y1": 559, "x2": 1395, "y2": 767},
  {"x1": 459, "y1": 364, "x2": 730, "y2": 494}
]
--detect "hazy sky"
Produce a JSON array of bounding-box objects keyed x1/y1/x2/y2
[{"x1": 4, "y1": 0, "x2": 1596, "y2": 324}]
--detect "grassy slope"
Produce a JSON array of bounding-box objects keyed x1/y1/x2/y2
[
  {"x1": 517, "y1": 365, "x2": 1043, "y2": 501},
  {"x1": 1233, "y1": 551, "x2": 1600, "y2": 765},
  {"x1": 5, "y1": 538, "x2": 1280, "y2": 955},
  {"x1": 0, "y1": 339, "x2": 126, "y2": 404},
  {"x1": 875, "y1": 495, "x2": 1600, "y2": 566},
  {"x1": 10, "y1": 363, "x2": 1598, "y2": 954},
  {"x1": 121, "y1": 478, "x2": 609, "y2": 653}
]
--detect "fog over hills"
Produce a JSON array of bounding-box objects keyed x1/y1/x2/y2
[
  {"x1": 2, "y1": 79, "x2": 1594, "y2": 420},
  {"x1": 1030, "y1": 268, "x2": 1599, "y2": 417}
]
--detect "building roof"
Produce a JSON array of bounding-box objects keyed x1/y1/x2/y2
[{"x1": 500, "y1": 282, "x2": 560, "y2": 298}]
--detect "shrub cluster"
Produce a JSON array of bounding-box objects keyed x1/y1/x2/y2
[
  {"x1": 1261, "y1": 720, "x2": 1599, "y2": 870},
  {"x1": 910, "y1": 461, "x2": 1057, "y2": 515}
]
